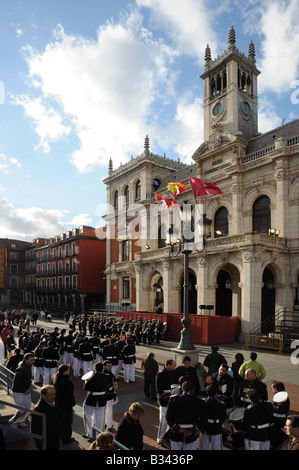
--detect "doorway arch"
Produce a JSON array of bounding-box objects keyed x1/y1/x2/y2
[
  {"x1": 180, "y1": 270, "x2": 197, "y2": 314},
  {"x1": 216, "y1": 270, "x2": 232, "y2": 316}
]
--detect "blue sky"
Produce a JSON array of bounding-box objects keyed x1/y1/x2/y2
[{"x1": 0, "y1": 0, "x2": 299, "y2": 241}]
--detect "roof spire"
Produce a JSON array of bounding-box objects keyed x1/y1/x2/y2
[
  {"x1": 108, "y1": 157, "x2": 113, "y2": 175},
  {"x1": 144, "y1": 134, "x2": 150, "y2": 155},
  {"x1": 204, "y1": 44, "x2": 212, "y2": 66},
  {"x1": 228, "y1": 25, "x2": 236, "y2": 48},
  {"x1": 248, "y1": 40, "x2": 256, "y2": 61}
]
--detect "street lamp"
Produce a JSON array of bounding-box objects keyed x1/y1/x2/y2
[{"x1": 167, "y1": 203, "x2": 211, "y2": 350}]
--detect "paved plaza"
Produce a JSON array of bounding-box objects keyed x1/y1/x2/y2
[{"x1": 1, "y1": 316, "x2": 299, "y2": 451}]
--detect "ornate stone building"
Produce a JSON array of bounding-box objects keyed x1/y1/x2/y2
[{"x1": 103, "y1": 27, "x2": 299, "y2": 337}]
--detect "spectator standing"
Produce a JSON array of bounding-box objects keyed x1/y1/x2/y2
[
  {"x1": 31, "y1": 385, "x2": 62, "y2": 450},
  {"x1": 238, "y1": 352, "x2": 266, "y2": 381},
  {"x1": 115, "y1": 402, "x2": 144, "y2": 450},
  {"x1": 203, "y1": 345, "x2": 227, "y2": 376},
  {"x1": 141, "y1": 352, "x2": 159, "y2": 401},
  {"x1": 8, "y1": 352, "x2": 35, "y2": 427},
  {"x1": 52, "y1": 364, "x2": 76, "y2": 444}
]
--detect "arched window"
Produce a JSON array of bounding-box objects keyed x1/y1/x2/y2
[
  {"x1": 135, "y1": 180, "x2": 141, "y2": 200},
  {"x1": 214, "y1": 206, "x2": 228, "y2": 237},
  {"x1": 124, "y1": 185, "x2": 129, "y2": 205},
  {"x1": 252, "y1": 195, "x2": 271, "y2": 233},
  {"x1": 114, "y1": 190, "x2": 118, "y2": 209},
  {"x1": 153, "y1": 178, "x2": 161, "y2": 192}
]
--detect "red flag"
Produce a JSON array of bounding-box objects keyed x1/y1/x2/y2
[
  {"x1": 163, "y1": 198, "x2": 178, "y2": 208},
  {"x1": 168, "y1": 181, "x2": 187, "y2": 197},
  {"x1": 154, "y1": 192, "x2": 164, "y2": 201},
  {"x1": 189, "y1": 177, "x2": 222, "y2": 198}
]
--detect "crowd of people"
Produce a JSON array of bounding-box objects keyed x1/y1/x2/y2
[{"x1": 0, "y1": 309, "x2": 299, "y2": 451}]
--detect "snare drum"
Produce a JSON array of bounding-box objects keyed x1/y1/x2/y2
[{"x1": 228, "y1": 407, "x2": 245, "y2": 429}]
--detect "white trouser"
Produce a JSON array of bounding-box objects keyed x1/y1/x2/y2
[
  {"x1": 116, "y1": 359, "x2": 123, "y2": 379},
  {"x1": 244, "y1": 439, "x2": 270, "y2": 450},
  {"x1": 170, "y1": 440, "x2": 198, "y2": 451},
  {"x1": 9, "y1": 392, "x2": 31, "y2": 423},
  {"x1": 105, "y1": 399, "x2": 114, "y2": 429},
  {"x1": 157, "y1": 406, "x2": 169, "y2": 442},
  {"x1": 73, "y1": 357, "x2": 82, "y2": 376},
  {"x1": 33, "y1": 367, "x2": 44, "y2": 383},
  {"x1": 44, "y1": 367, "x2": 57, "y2": 385},
  {"x1": 82, "y1": 361, "x2": 93, "y2": 375},
  {"x1": 84, "y1": 403, "x2": 106, "y2": 438},
  {"x1": 124, "y1": 363, "x2": 135, "y2": 383},
  {"x1": 65, "y1": 352, "x2": 74, "y2": 368},
  {"x1": 59, "y1": 352, "x2": 66, "y2": 364},
  {"x1": 199, "y1": 432, "x2": 223, "y2": 450}
]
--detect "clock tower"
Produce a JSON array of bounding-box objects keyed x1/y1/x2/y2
[{"x1": 201, "y1": 26, "x2": 260, "y2": 142}]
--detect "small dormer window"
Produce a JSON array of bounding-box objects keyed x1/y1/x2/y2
[{"x1": 153, "y1": 179, "x2": 161, "y2": 191}]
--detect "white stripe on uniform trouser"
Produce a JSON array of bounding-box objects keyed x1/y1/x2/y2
[
  {"x1": 105, "y1": 399, "x2": 114, "y2": 429},
  {"x1": 244, "y1": 439, "x2": 270, "y2": 451},
  {"x1": 44, "y1": 367, "x2": 57, "y2": 385},
  {"x1": 84, "y1": 403, "x2": 106, "y2": 438},
  {"x1": 157, "y1": 406, "x2": 169, "y2": 443},
  {"x1": 199, "y1": 432, "x2": 223, "y2": 450},
  {"x1": 124, "y1": 363, "x2": 135, "y2": 383}
]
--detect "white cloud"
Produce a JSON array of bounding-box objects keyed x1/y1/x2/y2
[
  {"x1": 0, "y1": 197, "x2": 93, "y2": 240},
  {"x1": 257, "y1": 0, "x2": 299, "y2": 95},
  {"x1": 136, "y1": 0, "x2": 219, "y2": 60},
  {"x1": 12, "y1": 13, "x2": 179, "y2": 173}
]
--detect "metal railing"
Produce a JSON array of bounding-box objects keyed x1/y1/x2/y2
[
  {"x1": 92, "y1": 425, "x2": 129, "y2": 450},
  {"x1": 0, "y1": 400, "x2": 47, "y2": 450},
  {"x1": 0, "y1": 364, "x2": 14, "y2": 395}
]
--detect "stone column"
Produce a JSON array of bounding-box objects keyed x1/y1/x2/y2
[{"x1": 241, "y1": 249, "x2": 263, "y2": 334}]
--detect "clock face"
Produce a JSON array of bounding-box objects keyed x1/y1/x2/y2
[
  {"x1": 242, "y1": 102, "x2": 250, "y2": 114},
  {"x1": 212, "y1": 102, "x2": 222, "y2": 116}
]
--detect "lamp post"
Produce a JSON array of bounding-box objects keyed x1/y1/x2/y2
[{"x1": 166, "y1": 203, "x2": 211, "y2": 351}]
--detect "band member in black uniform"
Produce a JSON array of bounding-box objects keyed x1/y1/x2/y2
[
  {"x1": 72, "y1": 333, "x2": 84, "y2": 377},
  {"x1": 239, "y1": 389, "x2": 273, "y2": 450},
  {"x1": 42, "y1": 339, "x2": 60, "y2": 385},
  {"x1": 205, "y1": 363, "x2": 235, "y2": 412},
  {"x1": 123, "y1": 337, "x2": 136, "y2": 383},
  {"x1": 102, "y1": 337, "x2": 120, "y2": 377},
  {"x1": 82, "y1": 362, "x2": 111, "y2": 441},
  {"x1": 64, "y1": 329, "x2": 75, "y2": 369},
  {"x1": 156, "y1": 359, "x2": 176, "y2": 447},
  {"x1": 33, "y1": 340, "x2": 46, "y2": 385},
  {"x1": 172, "y1": 356, "x2": 200, "y2": 396},
  {"x1": 199, "y1": 384, "x2": 227, "y2": 450},
  {"x1": 165, "y1": 380, "x2": 207, "y2": 450},
  {"x1": 102, "y1": 360, "x2": 117, "y2": 432},
  {"x1": 89, "y1": 332, "x2": 101, "y2": 364},
  {"x1": 115, "y1": 334, "x2": 126, "y2": 379},
  {"x1": 239, "y1": 368, "x2": 268, "y2": 406},
  {"x1": 270, "y1": 381, "x2": 290, "y2": 449},
  {"x1": 78, "y1": 336, "x2": 94, "y2": 376}
]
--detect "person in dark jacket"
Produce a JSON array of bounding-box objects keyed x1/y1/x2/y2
[
  {"x1": 8, "y1": 353, "x2": 35, "y2": 427},
  {"x1": 240, "y1": 389, "x2": 273, "y2": 450},
  {"x1": 51, "y1": 364, "x2": 76, "y2": 444},
  {"x1": 82, "y1": 362, "x2": 111, "y2": 440},
  {"x1": 115, "y1": 402, "x2": 144, "y2": 450},
  {"x1": 165, "y1": 380, "x2": 207, "y2": 450},
  {"x1": 141, "y1": 352, "x2": 159, "y2": 400},
  {"x1": 6, "y1": 348, "x2": 23, "y2": 373},
  {"x1": 199, "y1": 384, "x2": 227, "y2": 450},
  {"x1": 203, "y1": 345, "x2": 227, "y2": 376},
  {"x1": 231, "y1": 352, "x2": 244, "y2": 406},
  {"x1": 172, "y1": 356, "x2": 200, "y2": 396},
  {"x1": 31, "y1": 385, "x2": 62, "y2": 450}
]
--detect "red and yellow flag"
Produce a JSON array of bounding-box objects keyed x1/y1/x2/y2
[{"x1": 168, "y1": 181, "x2": 187, "y2": 197}]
